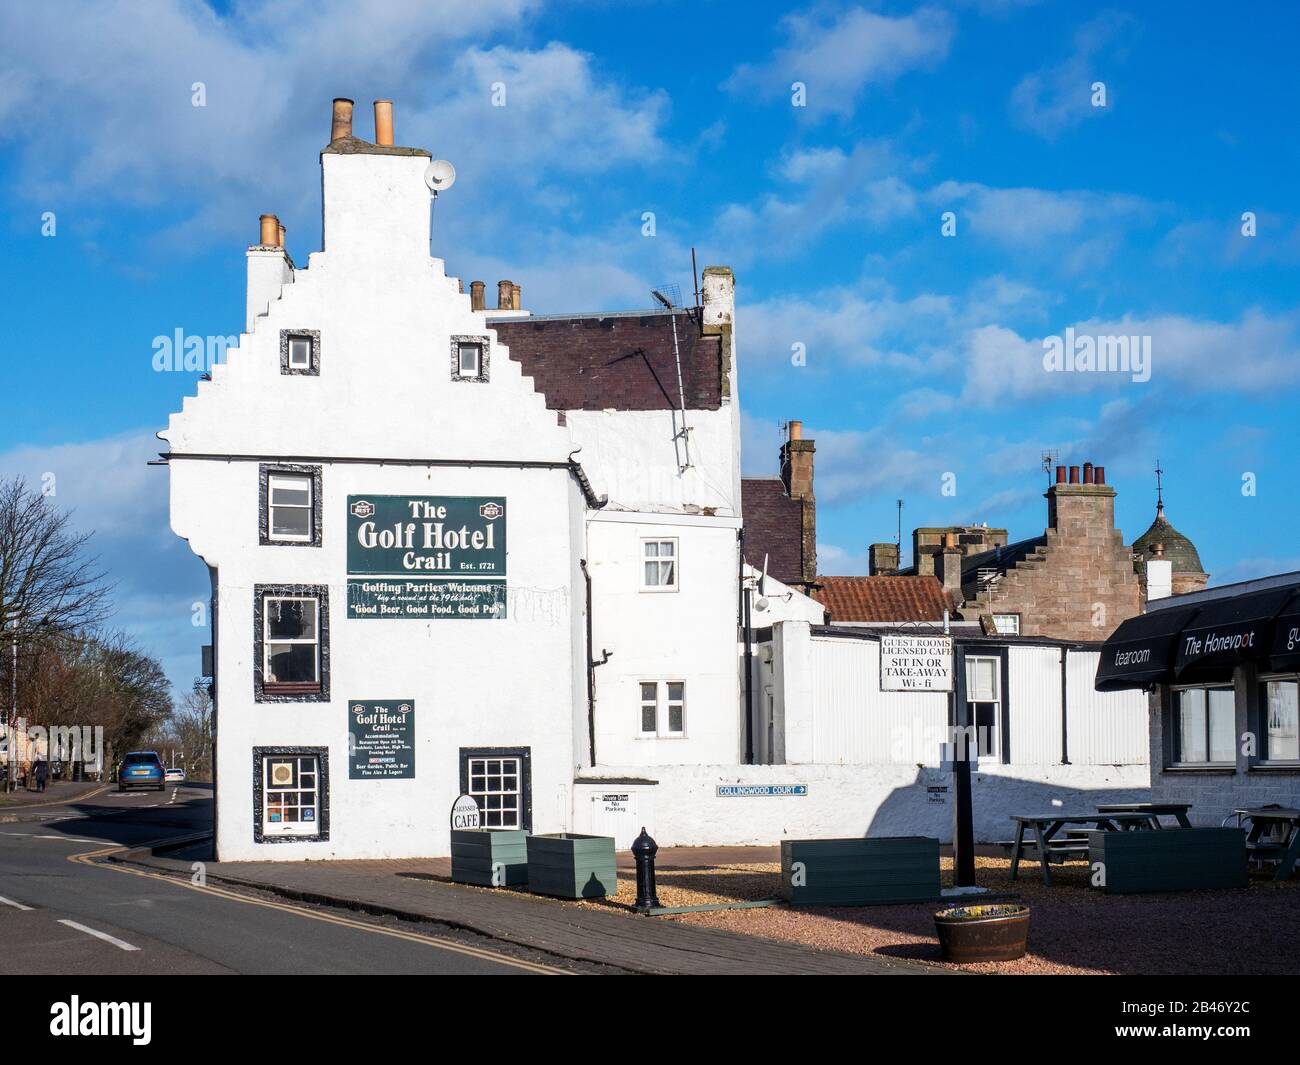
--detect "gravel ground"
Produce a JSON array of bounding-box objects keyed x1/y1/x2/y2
[{"x1": 653, "y1": 856, "x2": 1300, "y2": 974}]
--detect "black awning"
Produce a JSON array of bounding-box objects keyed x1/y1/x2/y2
[
  {"x1": 1095, "y1": 604, "x2": 1202, "y2": 692},
  {"x1": 1270, "y1": 590, "x2": 1300, "y2": 672},
  {"x1": 1174, "y1": 586, "x2": 1296, "y2": 681}
]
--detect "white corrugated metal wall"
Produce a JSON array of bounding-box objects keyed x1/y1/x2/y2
[
  {"x1": 1065, "y1": 649, "x2": 1148, "y2": 764},
  {"x1": 1005, "y1": 645, "x2": 1063, "y2": 765},
  {"x1": 809, "y1": 637, "x2": 948, "y2": 764}
]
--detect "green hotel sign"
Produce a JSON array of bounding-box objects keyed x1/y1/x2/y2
[{"x1": 346, "y1": 495, "x2": 507, "y2": 619}]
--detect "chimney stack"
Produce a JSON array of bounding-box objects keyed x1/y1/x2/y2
[
  {"x1": 497, "y1": 280, "x2": 514, "y2": 310},
  {"x1": 331, "y1": 98, "x2": 354, "y2": 142},
  {"x1": 869, "y1": 543, "x2": 899, "y2": 576},
  {"x1": 373, "y1": 100, "x2": 393, "y2": 146},
  {"x1": 470, "y1": 281, "x2": 485, "y2": 311},
  {"x1": 1046, "y1": 457, "x2": 1118, "y2": 533},
  {"x1": 778, "y1": 420, "x2": 817, "y2": 590}
]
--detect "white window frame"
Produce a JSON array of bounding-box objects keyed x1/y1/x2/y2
[
  {"x1": 991, "y1": 614, "x2": 1020, "y2": 635},
  {"x1": 641, "y1": 537, "x2": 679, "y2": 592},
  {"x1": 465, "y1": 755, "x2": 523, "y2": 829},
  {"x1": 964, "y1": 655, "x2": 1001, "y2": 761},
  {"x1": 637, "y1": 680, "x2": 686, "y2": 738},
  {"x1": 263, "y1": 595, "x2": 320, "y2": 687},
  {"x1": 287, "y1": 335, "x2": 313, "y2": 371},
  {"x1": 267, "y1": 472, "x2": 313, "y2": 543},
  {"x1": 456, "y1": 341, "x2": 482, "y2": 379},
  {"x1": 1171, "y1": 683, "x2": 1236, "y2": 767},
  {"x1": 1259, "y1": 674, "x2": 1300, "y2": 765},
  {"x1": 263, "y1": 754, "x2": 320, "y2": 837}
]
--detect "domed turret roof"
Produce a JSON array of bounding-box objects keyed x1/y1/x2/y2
[{"x1": 1132, "y1": 503, "x2": 1205, "y2": 575}]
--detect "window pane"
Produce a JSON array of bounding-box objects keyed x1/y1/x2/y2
[
  {"x1": 1208, "y1": 688, "x2": 1236, "y2": 763},
  {"x1": 668, "y1": 682, "x2": 684, "y2": 702},
  {"x1": 645, "y1": 542, "x2": 660, "y2": 558},
  {"x1": 641, "y1": 704, "x2": 656, "y2": 732},
  {"x1": 966, "y1": 659, "x2": 997, "y2": 702},
  {"x1": 269, "y1": 476, "x2": 311, "y2": 505},
  {"x1": 267, "y1": 599, "x2": 316, "y2": 639},
  {"x1": 668, "y1": 705, "x2": 684, "y2": 733},
  {"x1": 458, "y1": 344, "x2": 480, "y2": 374},
  {"x1": 1177, "y1": 689, "x2": 1208, "y2": 762},
  {"x1": 973, "y1": 703, "x2": 997, "y2": 758},
  {"x1": 641, "y1": 683, "x2": 657, "y2": 702},
  {"x1": 289, "y1": 338, "x2": 311, "y2": 366},
  {"x1": 644, "y1": 561, "x2": 660, "y2": 586},
  {"x1": 272, "y1": 507, "x2": 311, "y2": 537},
  {"x1": 660, "y1": 561, "x2": 675, "y2": 586},
  {"x1": 268, "y1": 643, "x2": 317, "y2": 683},
  {"x1": 1266, "y1": 680, "x2": 1300, "y2": 761}
]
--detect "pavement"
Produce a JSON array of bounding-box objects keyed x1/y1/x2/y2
[
  {"x1": 121, "y1": 841, "x2": 944, "y2": 976},
  {"x1": 0, "y1": 779, "x2": 108, "y2": 815}
]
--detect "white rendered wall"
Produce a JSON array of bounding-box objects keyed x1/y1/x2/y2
[
  {"x1": 586, "y1": 513, "x2": 742, "y2": 767},
  {"x1": 166, "y1": 148, "x2": 588, "y2": 861}
]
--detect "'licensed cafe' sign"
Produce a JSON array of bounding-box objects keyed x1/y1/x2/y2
[{"x1": 347, "y1": 495, "x2": 507, "y2": 619}]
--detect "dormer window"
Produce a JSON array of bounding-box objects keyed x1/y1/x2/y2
[
  {"x1": 280, "y1": 329, "x2": 320, "y2": 376},
  {"x1": 451, "y1": 335, "x2": 489, "y2": 382}
]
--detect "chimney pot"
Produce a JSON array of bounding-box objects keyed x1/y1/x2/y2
[
  {"x1": 1094, "y1": 465, "x2": 1105, "y2": 485},
  {"x1": 259, "y1": 213, "x2": 279, "y2": 247},
  {"x1": 1083, "y1": 462, "x2": 1094, "y2": 485},
  {"x1": 497, "y1": 280, "x2": 513, "y2": 310},
  {"x1": 277, "y1": 223, "x2": 286, "y2": 249},
  {"x1": 470, "y1": 281, "x2": 485, "y2": 311},
  {"x1": 1055, "y1": 464, "x2": 1066, "y2": 484},
  {"x1": 788, "y1": 420, "x2": 803, "y2": 441},
  {"x1": 373, "y1": 100, "x2": 393, "y2": 146},
  {"x1": 1068, "y1": 465, "x2": 1080, "y2": 484},
  {"x1": 331, "y1": 98, "x2": 354, "y2": 142},
  {"x1": 511, "y1": 283, "x2": 521, "y2": 310}
]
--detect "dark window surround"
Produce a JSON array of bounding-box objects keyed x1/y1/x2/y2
[
  {"x1": 1251, "y1": 673, "x2": 1300, "y2": 769},
  {"x1": 280, "y1": 329, "x2": 321, "y2": 376},
  {"x1": 252, "y1": 746, "x2": 330, "y2": 843},
  {"x1": 459, "y1": 746, "x2": 532, "y2": 831},
  {"x1": 253, "y1": 583, "x2": 330, "y2": 702},
  {"x1": 450, "y1": 334, "x2": 490, "y2": 382},
  {"x1": 259, "y1": 463, "x2": 323, "y2": 547},
  {"x1": 958, "y1": 647, "x2": 1010, "y2": 765},
  {"x1": 1164, "y1": 683, "x2": 1237, "y2": 769}
]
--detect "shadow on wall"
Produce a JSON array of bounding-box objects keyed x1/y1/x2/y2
[{"x1": 867, "y1": 766, "x2": 1153, "y2": 844}]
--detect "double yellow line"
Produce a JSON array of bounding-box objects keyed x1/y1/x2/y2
[{"x1": 69, "y1": 837, "x2": 569, "y2": 976}]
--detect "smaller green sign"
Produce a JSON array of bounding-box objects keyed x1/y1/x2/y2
[
  {"x1": 347, "y1": 579, "x2": 506, "y2": 620},
  {"x1": 348, "y1": 700, "x2": 415, "y2": 780}
]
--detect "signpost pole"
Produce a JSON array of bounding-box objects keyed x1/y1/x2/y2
[{"x1": 951, "y1": 641, "x2": 976, "y2": 887}]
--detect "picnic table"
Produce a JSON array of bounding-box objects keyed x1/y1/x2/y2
[
  {"x1": 1009, "y1": 812, "x2": 1155, "y2": 885},
  {"x1": 1096, "y1": 802, "x2": 1193, "y2": 828},
  {"x1": 1233, "y1": 807, "x2": 1300, "y2": 881}
]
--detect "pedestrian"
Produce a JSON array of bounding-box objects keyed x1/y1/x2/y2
[{"x1": 34, "y1": 759, "x2": 47, "y2": 793}]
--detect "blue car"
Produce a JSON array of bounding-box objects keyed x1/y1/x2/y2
[{"x1": 118, "y1": 751, "x2": 166, "y2": 791}]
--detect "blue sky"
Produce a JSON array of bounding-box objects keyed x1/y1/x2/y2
[{"x1": 2, "y1": 0, "x2": 1298, "y2": 694}]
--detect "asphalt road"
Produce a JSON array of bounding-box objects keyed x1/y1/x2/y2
[{"x1": 0, "y1": 784, "x2": 574, "y2": 975}]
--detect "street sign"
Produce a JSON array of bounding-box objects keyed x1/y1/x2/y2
[{"x1": 451, "y1": 794, "x2": 481, "y2": 830}]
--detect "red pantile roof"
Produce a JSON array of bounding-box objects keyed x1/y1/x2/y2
[
  {"x1": 495, "y1": 310, "x2": 722, "y2": 411},
  {"x1": 741, "y1": 478, "x2": 806, "y2": 587},
  {"x1": 814, "y1": 575, "x2": 951, "y2": 623}
]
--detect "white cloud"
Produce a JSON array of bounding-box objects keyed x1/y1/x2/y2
[
  {"x1": 1009, "y1": 11, "x2": 1131, "y2": 139},
  {"x1": 725, "y1": 5, "x2": 954, "y2": 117},
  {"x1": 930, "y1": 180, "x2": 1150, "y2": 248}
]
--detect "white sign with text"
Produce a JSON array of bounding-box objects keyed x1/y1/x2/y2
[{"x1": 880, "y1": 635, "x2": 954, "y2": 692}]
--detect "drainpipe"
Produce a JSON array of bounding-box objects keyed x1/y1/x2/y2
[
  {"x1": 581, "y1": 560, "x2": 597, "y2": 767},
  {"x1": 1060, "y1": 646, "x2": 1071, "y2": 765},
  {"x1": 739, "y1": 528, "x2": 754, "y2": 764}
]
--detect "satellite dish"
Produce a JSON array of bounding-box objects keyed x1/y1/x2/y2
[{"x1": 424, "y1": 159, "x2": 457, "y2": 193}]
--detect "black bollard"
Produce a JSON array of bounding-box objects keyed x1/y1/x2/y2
[{"x1": 631, "y1": 826, "x2": 662, "y2": 914}]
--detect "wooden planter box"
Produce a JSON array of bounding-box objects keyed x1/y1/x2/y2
[
  {"x1": 780, "y1": 836, "x2": 941, "y2": 906},
  {"x1": 451, "y1": 829, "x2": 529, "y2": 888},
  {"x1": 526, "y1": 833, "x2": 617, "y2": 899},
  {"x1": 1087, "y1": 827, "x2": 1247, "y2": 894}
]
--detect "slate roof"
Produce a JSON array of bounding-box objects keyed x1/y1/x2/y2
[
  {"x1": 494, "y1": 309, "x2": 722, "y2": 411},
  {"x1": 814, "y1": 575, "x2": 951, "y2": 623},
  {"x1": 741, "y1": 478, "x2": 805, "y2": 586},
  {"x1": 959, "y1": 535, "x2": 1047, "y2": 599}
]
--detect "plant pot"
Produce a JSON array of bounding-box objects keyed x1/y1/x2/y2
[
  {"x1": 450, "y1": 828, "x2": 529, "y2": 888},
  {"x1": 526, "y1": 833, "x2": 617, "y2": 899},
  {"x1": 780, "y1": 836, "x2": 940, "y2": 906},
  {"x1": 934, "y1": 903, "x2": 1030, "y2": 963}
]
